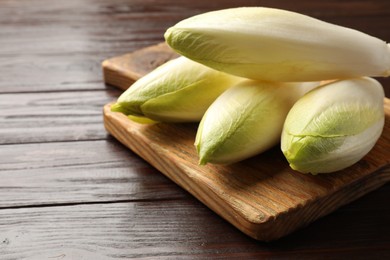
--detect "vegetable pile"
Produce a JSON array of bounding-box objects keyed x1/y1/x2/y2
[{"x1": 111, "y1": 7, "x2": 387, "y2": 174}]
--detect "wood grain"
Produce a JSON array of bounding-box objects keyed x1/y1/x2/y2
[
  {"x1": 0, "y1": 90, "x2": 120, "y2": 144},
  {"x1": 0, "y1": 140, "x2": 187, "y2": 208},
  {"x1": 0, "y1": 0, "x2": 182, "y2": 93},
  {"x1": 103, "y1": 100, "x2": 390, "y2": 241},
  {"x1": 1, "y1": 196, "x2": 389, "y2": 259}
]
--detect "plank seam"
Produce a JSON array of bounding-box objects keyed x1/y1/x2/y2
[{"x1": 0, "y1": 197, "x2": 186, "y2": 210}]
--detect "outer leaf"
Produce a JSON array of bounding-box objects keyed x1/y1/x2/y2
[
  {"x1": 165, "y1": 7, "x2": 390, "y2": 82},
  {"x1": 111, "y1": 56, "x2": 242, "y2": 122},
  {"x1": 195, "y1": 80, "x2": 318, "y2": 165},
  {"x1": 281, "y1": 77, "x2": 385, "y2": 174}
]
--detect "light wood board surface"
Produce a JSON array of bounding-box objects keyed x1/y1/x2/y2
[{"x1": 102, "y1": 44, "x2": 390, "y2": 241}]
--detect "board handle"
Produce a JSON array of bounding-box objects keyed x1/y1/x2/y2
[{"x1": 102, "y1": 42, "x2": 179, "y2": 91}]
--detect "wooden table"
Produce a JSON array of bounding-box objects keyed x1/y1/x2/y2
[{"x1": 1, "y1": 0, "x2": 389, "y2": 258}]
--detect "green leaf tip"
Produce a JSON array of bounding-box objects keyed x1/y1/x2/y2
[{"x1": 110, "y1": 103, "x2": 125, "y2": 113}]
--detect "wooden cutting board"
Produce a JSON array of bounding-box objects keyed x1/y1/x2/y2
[{"x1": 102, "y1": 43, "x2": 390, "y2": 241}]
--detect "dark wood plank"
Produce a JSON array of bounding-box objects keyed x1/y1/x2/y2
[
  {"x1": 0, "y1": 195, "x2": 389, "y2": 259},
  {"x1": 0, "y1": 0, "x2": 180, "y2": 93},
  {"x1": 0, "y1": 140, "x2": 187, "y2": 208},
  {"x1": 0, "y1": 90, "x2": 121, "y2": 144},
  {"x1": 0, "y1": 55, "x2": 110, "y2": 93}
]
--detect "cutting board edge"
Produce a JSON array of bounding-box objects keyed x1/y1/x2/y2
[
  {"x1": 103, "y1": 103, "x2": 390, "y2": 241},
  {"x1": 279, "y1": 166, "x2": 390, "y2": 235},
  {"x1": 102, "y1": 42, "x2": 179, "y2": 91}
]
